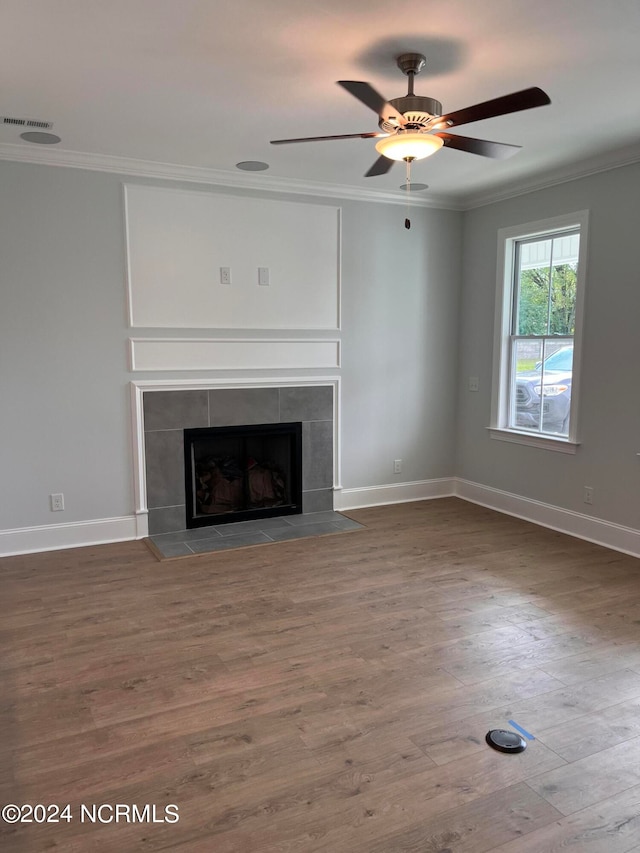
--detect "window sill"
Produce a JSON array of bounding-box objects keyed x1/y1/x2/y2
[{"x1": 488, "y1": 428, "x2": 579, "y2": 454}]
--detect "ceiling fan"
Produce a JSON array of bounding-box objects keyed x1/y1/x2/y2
[{"x1": 271, "y1": 52, "x2": 551, "y2": 177}]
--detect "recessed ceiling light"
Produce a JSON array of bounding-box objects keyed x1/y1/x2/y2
[
  {"x1": 236, "y1": 160, "x2": 269, "y2": 171},
  {"x1": 399, "y1": 183, "x2": 429, "y2": 191},
  {"x1": 20, "y1": 131, "x2": 61, "y2": 145}
]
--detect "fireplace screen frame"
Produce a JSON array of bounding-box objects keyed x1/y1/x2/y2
[{"x1": 183, "y1": 421, "x2": 303, "y2": 528}]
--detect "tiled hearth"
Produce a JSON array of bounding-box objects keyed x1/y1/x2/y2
[
  {"x1": 143, "y1": 385, "x2": 335, "y2": 536},
  {"x1": 149, "y1": 510, "x2": 363, "y2": 559}
]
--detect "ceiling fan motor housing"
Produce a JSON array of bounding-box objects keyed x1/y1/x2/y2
[{"x1": 380, "y1": 96, "x2": 443, "y2": 133}]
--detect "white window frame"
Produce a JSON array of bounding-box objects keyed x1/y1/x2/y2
[{"x1": 489, "y1": 210, "x2": 589, "y2": 453}]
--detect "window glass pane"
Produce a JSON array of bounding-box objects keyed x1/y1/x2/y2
[
  {"x1": 511, "y1": 338, "x2": 543, "y2": 431},
  {"x1": 540, "y1": 338, "x2": 573, "y2": 436},
  {"x1": 510, "y1": 337, "x2": 573, "y2": 436},
  {"x1": 515, "y1": 239, "x2": 551, "y2": 335},
  {"x1": 549, "y1": 234, "x2": 579, "y2": 336}
]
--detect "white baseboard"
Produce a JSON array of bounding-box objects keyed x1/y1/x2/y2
[
  {"x1": 3, "y1": 480, "x2": 638, "y2": 560},
  {"x1": 335, "y1": 478, "x2": 456, "y2": 511},
  {"x1": 0, "y1": 515, "x2": 139, "y2": 557},
  {"x1": 455, "y1": 478, "x2": 640, "y2": 559}
]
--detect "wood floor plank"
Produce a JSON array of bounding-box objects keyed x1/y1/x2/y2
[
  {"x1": 491, "y1": 782, "x2": 640, "y2": 852},
  {"x1": 536, "y1": 695, "x2": 640, "y2": 762},
  {"x1": 356, "y1": 783, "x2": 563, "y2": 853},
  {"x1": 527, "y1": 735, "x2": 640, "y2": 815},
  {"x1": 2, "y1": 497, "x2": 640, "y2": 851}
]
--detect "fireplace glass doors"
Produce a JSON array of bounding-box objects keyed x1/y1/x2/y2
[{"x1": 184, "y1": 422, "x2": 302, "y2": 527}]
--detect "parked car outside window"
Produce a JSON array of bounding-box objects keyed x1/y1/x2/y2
[{"x1": 515, "y1": 344, "x2": 573, "y2": 435}]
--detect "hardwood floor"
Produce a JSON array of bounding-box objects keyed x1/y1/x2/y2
[{"x1": 2, "y1": 497, "x2": 640, "y2": 852}]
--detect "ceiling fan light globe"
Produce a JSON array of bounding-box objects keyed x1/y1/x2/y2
[{"x1": 375, "y1": 132, "x2": 443, "y2": 162}]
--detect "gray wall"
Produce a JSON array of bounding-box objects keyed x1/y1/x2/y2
[
  {"x1": 0, "y1": 164, "x2": 133, "y2": 529},
  {"x1": 0, "y1": 160, "x2": 462, "y2": 534},
  {"x1": 456, "y1": 161, "x2": 640, "y2": 530},
  {"x1": 340, "y1": 199, "x2": 462, "y2": 487}
]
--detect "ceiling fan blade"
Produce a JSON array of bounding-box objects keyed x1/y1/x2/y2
[
  {"x1": 365, "y1": 155, "x2": 394, "y2": 177},
  {"x1": 338, "y1": 81, "x2": 407, "y2": 127},
  {"x1": 271, "y1": 131, "x2": 386, "y2": 145},
  {"x1": 426, "y1": 87, "x2": 550, "y2": 131},
  {"x1": 435, "y1": 132, "x2": 522, "y2": 159}
]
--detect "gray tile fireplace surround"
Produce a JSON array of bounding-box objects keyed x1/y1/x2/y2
[{"x1": 143, "y1": 385, "x2": 335, "y2": 536}]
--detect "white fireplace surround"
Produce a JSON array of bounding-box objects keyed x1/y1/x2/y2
[{"x1": 130, "y1": 376, "x2": 342, "y2": 539}]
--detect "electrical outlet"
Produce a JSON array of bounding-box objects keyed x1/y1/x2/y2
[
  {"x1": 50, "y1": 493, "x2": 64, "y2": 512},
  {"x1": 468, "y1": 376, "x2": 480, "y2": 392},
  {"x1": 584, "y1": 486, "x2": 594, "y2": 505},
  {"x1": 258, "y1": 267, "x2": 270, "y2": 286},
  {"x1": 394, "y1": 459, "x2": 402, "y2": 474},
  {"x1": 219, "y1": 267, "x2": 231, "y2": 285}
]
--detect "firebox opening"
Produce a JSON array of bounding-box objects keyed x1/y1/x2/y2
[{"x1": 184, "y1": 422, "x2": 302, "y2": 528}]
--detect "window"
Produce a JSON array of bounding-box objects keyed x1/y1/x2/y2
[{"x1": 490, "y1": 211, "x2": 588, "y2": 452}]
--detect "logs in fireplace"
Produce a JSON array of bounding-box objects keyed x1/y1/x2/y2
[{"x1": 183, "y1": 422, "x2": 302, "y2": 527}]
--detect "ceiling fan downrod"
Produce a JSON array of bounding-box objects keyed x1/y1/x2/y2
[{"x1": 396, "y1": 52, "x2": 426, "y2": 97}]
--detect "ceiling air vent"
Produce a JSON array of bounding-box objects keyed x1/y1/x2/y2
[{"x1": 2, "y1": 116, "x2": 53, "y2": 129}]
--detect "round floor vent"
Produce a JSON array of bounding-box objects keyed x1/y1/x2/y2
[{"x1": 485, "y1": 729, "x2": 527, "y2": 753}]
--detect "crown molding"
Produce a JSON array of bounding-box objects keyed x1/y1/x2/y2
[
  {"x1": 461, "y1": 141, "x2": 640, "y2": 209},
  {"x1": 0, "y1": 143, "x2": 461, "y2": 210},
  {"x1": 2, "y1": 140, "x2": 639, "y2": 212}
]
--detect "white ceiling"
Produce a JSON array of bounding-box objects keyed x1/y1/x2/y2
[{"x1": 1, "y1": 0, "x2": 639, "y2": 206}]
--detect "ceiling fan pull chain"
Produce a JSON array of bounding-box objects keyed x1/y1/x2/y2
[{"x1": 405, "y1": 158, "x2": 412, "y2": 229}]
